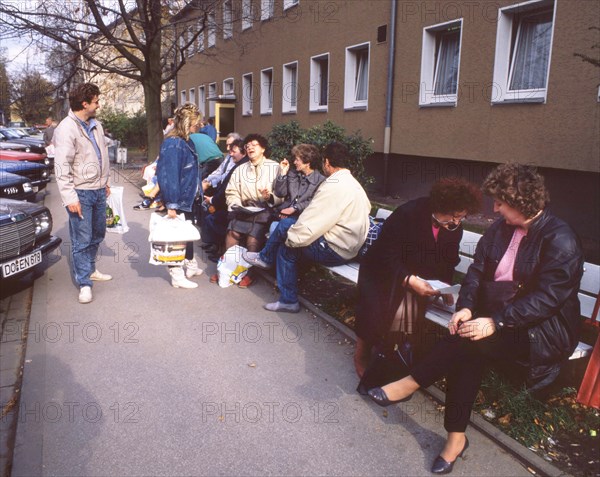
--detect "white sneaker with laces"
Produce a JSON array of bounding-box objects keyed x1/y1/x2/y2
[
  {"x1": 78, "y1": 286, "x2": 93, "y2": 304},
  {"x1": 90, "y1": 270, "x2": 113, "y2": 281}
]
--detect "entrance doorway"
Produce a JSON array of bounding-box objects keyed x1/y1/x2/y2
[{"x1": 215, "y1": 103, "x2": 235, "y2": 150}]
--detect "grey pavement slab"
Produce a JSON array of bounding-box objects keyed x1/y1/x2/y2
[{"x1": 11, "y1": 168, "x2": 532, "y2": 476}]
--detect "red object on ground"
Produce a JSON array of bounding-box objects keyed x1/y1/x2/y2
[{"x1": 577, "y1": 333, "x2": 600, "y2": 409}]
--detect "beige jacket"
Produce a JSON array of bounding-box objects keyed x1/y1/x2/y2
[
  {"x1": 286, "y1": 169, "x2": 371, "y2": 260},
  {"x1": 225, "y1": 157, "x2": 283, "y2": 210},
  {"x1": 54, "y1": 110, "x2": 110, "y2": 206}
]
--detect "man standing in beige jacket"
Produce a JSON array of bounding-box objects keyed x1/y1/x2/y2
[
  {"x1": 54, "y1": 83, "x2": 112, "y2": 304},
  {"x1": 264, "y1": 142, "x2": 371, "y2": 313}
]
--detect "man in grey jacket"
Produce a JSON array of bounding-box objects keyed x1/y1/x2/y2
[{"x1": 54, "y1": 83, "x2": 112, "y2": 304}]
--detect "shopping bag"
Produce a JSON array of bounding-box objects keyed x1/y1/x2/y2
[
  {"x1": 148, "y1": 212, "x2": 200, "y2": 266},
  {"x1": 216, "y1": 245, "x2": 251, "y2": 288},
  {"x1": 106, "y1": 186, "x2": 129, "y2": 234}
]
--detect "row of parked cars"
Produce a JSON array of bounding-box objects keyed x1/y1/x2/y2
[{"x1": 0, "y1": 125, "x2": 62, "y2": 281}]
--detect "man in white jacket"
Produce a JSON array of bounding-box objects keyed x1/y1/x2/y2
[
  {"x1": 54, "y1": 83, "x2": 112, "y2": 304},
  {"x1": 264, "y1": 142, "x2": 371, "y2": 313}
]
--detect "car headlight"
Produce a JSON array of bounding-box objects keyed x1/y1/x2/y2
[
  {"x1": 23, "y1": 182, "x2": 33, "y2": 193},
  {"x1": 44, "y1": 157, "x2": 50, "y2": 165},
  {"x1": 33, "y1": 211, "x2": 52, "y2": 236},
  {"x1": 42, "y1": 170, "x2": 49, "y2": 179},
  {"x1": 25, "y1": 147, "x2": 31, "y2": 152}
]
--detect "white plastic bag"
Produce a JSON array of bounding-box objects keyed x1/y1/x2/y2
[
  {"x1": 148, "y1": 213, "x2": 200, "y2": 266},
  {"x1": 216, "y1": 245, "x2": 251, "y2": 288},
  {"x1": 106, "y1": 186, "x2": 129, "y2": 234}
]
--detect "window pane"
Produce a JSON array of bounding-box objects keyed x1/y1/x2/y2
[
  {"x1": 355, "y1": 49, "x2": 369, "y2": 102},
  {"x1": 510, "y1": 12, "x2": 553, "y2": 91},
  {"x1": 434, "y1": 30, "x2": 460, "y2": 96},
  {"x1": 319, "y1": 59, "x2": 328, "y2": 106}
]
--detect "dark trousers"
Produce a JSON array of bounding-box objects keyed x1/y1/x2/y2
[{"x1": 410, "y1": 328, "x2": 530, "y2": 433}]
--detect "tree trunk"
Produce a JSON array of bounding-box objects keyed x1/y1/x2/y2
[{"x1": 143, "y1": 78, "x2": 163, "y2": 163}]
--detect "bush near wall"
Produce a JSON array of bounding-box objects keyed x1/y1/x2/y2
[
  {"x1": 268, "y1": 120, "x2": 374, "y2": 188},
  {"x1": 99, "y1": 109, "x2": 147, "y2": 150}
]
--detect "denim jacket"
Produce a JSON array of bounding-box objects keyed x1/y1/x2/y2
[{"x1": 156, "y1": 137, "x2": 199, "y2": 212}]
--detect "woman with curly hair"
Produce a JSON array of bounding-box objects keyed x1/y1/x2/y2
[
  {"x1": 368, "y1": 164, "x2": 584, "y2": 475},
  {"x1": 354, "y1": 177, "x2": 482, "y2": 377},
  {"x1": 156, "y1": 103, "x2": 203, "y2": 288}
]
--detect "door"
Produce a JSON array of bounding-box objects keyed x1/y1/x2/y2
[{"x1": 215, "y1": 103, "x2": 235, "y2": 151}]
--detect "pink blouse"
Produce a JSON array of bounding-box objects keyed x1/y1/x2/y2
[{"x1": 494, "y1": 227, "x2": 527, "y2": 282}]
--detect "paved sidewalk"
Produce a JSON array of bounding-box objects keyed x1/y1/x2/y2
[{"x1": 10, "y1": 168, "x2": 532, "y2": 476}]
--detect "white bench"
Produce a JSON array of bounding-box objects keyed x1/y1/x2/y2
[{"x1": 326, "y1": 209, "x2": 599, "y2": 360}]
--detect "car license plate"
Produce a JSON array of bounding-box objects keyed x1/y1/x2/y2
[{"x1": 1, "y1": 250, "x2": 43, "y2": 278}]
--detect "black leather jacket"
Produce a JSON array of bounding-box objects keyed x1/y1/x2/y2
[{"x1": 457, "y1": 210, "x2": 584, "y2": 381}]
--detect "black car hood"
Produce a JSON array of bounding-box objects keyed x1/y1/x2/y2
[{"x1": 0, "y1": 171, "x2": 28, "y2": 186}]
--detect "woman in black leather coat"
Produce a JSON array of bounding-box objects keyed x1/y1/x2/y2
[{"x1": 368, "y1": 164, "x2": 584, "y2": 475}]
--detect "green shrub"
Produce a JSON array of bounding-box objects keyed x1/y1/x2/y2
[
  {"x1": 268, "y1": 120, "x2": 374, "y2": 188},
  {"x1": 99, "y1": 109, "x2": 147, "y2": 149}
]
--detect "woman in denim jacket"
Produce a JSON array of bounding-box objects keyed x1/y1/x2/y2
[{"x1": 156, "y1": 103, "x2": 203, "y2": 288}]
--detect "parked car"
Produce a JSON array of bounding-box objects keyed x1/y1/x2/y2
[
  {"x1": 0, "y1": 160, "x2": 51, "y2": 191},
  {"x1": 8, "y1": 121, "x2": 27, "y2": 128},
  {"x1": 0, "y1": 150, "x2": 50, "y2": 166},
  {"x1": 0, "y1": 137, "x2": 34, "y2": 152},
  {"x1": 0, "y1": 129, "x2": 46, "y2": 155},
  {"x1": 0, "y1": 171, "x2": 35, "y2": 201},
  {"x1": 0, "y1": 198, "x2": 62, "y2": 280}
]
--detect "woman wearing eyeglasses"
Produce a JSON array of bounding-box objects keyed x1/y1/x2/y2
[
  {"x1": 354, "y1": 177, "x2": 482, "y2": 378},
  {"x1": 367, "y1": 164, "x2": 584, "y2": 474}
]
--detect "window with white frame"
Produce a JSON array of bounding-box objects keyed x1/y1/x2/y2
[
  {"x1": 186, "y1": 28, "x2": 194, "y2": 58},
  {"x1": 180, "y1": 90, "x2": 187, "y2": 105},
  {"x1": 260, "y1": 68, "x2": 274, "y2": 115},
  {"x1": 344, "y1": 43, "x2": 370, "y2": 110},
  {"x1": 242, "y1": 0, "x2": 253, "y2": 30},
  {"x1": 223, "y1": 78, "x2": 234, "y2": 96},
  {"x1": 189, "y1": 88, "x2": 196, "y2": 105},
  {"x1": 419, "y1": 19, "x2": 463, "y2": 106},
  {"x1": 261, "y1": 0, "x2": 274, "y2": 20},
  {"x1": 197, "y1": 21, "x2": 205, "y2": 52},
  {"x1": 208, "y1": 11, "x2": 216, "y2": 47},
  {"x1": 198, "y1": 85, "x2": 206, "y2": 114},
  {"x1": 282, "y1": 62, "x2": 298, "y2": 113},
  {"x1": 284, "y1": 0, "x2": 299, "y2": 10},
  {"x1": 242, "y1": 73, "x2": 253, "y2": 116},
  {"x1": 208, "y1": 83, "x2": 217, "y2": 117},
  {"x1": 492, "y1": 0, "x2": 555, "y2": 103},
  {"x1": 310, "y1": 53, "x2": 329, "y2": 111},
  {"x1": 223, "y1": 0, "x2": 233, "y2": 39}
]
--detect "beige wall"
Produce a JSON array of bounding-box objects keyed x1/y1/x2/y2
[{"x1": 176, "y1": 0, "x2": 599, "y2": 173}]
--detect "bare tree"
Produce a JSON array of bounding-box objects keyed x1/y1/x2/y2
[{"x1": 0, "y1": 0, "x2": 219, "y2": 161}]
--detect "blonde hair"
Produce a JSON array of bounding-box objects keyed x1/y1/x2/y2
[{"x1": 167, "y1": 103, "x2": 200, "y2": 141}]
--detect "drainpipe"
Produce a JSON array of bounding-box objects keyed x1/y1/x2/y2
[{"x1": 382, "y1": 0, "x2": 398, "y2": 196}]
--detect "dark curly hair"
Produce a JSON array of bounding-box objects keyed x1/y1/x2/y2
[
  {"x1": 243, "y1": 133, "x2": 270, "y2": 158},
  {"x1": 69, "y1": 83, "x2": 100, "y2": 112},
  {"x1": 482, "y1": 163, "x2": 549, "y2": 219},
  {"x1": 429, "y1": 177, "x2": 482, "y2": 215}
]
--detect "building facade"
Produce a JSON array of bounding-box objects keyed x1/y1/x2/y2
[{"x1": 175, "y1": 0, "x2": 600, "y2": 253}]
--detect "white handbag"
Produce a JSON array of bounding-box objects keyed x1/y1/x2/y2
[{"x1": 148, "y1": 213, "x2": 200, "y2": 265}]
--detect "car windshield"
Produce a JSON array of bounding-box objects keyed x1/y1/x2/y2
[
  {"x1": 1, "y1": 129, "x2": 21, "y2": 139},
  {"x1": 8, "y1": 129, "x2": 27, "y2": 138}
]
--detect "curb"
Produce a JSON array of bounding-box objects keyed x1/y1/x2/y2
[{"x1": 257, "y1": 268, "x2": 571, "y2": 477}]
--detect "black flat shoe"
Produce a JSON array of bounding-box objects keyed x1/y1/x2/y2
[
  {"x1": 431, "y1": 437, "x2": 469, "y2": 474},
  {"x1": 367, "y1": 387, "x2": 412, "y2": 407}
]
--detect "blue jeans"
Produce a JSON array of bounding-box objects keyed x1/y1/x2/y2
[
  {"x1": 259, "y1": 217, "x2": 297, "y2": 265},
  {"x1": 276, "y1": 236, "x2": 347, "y2": 304},
  {"x1": 67, "y1": 189, "x2": 107, "y2": 288}
]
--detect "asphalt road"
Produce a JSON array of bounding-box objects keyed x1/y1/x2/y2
[{"x1": 9, "y1": 168, "x2": 531, "y2": 476}]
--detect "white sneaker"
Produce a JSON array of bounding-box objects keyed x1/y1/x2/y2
[
  {"x1": 90, "y1": 270, "x2": 113, "y2": 281},
  {"x1": 78, "y1": 286, "x2": 93, "y2": 304},
  {"x1": 184, "y1": 259, "x2": 204, "y2": 279}
]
